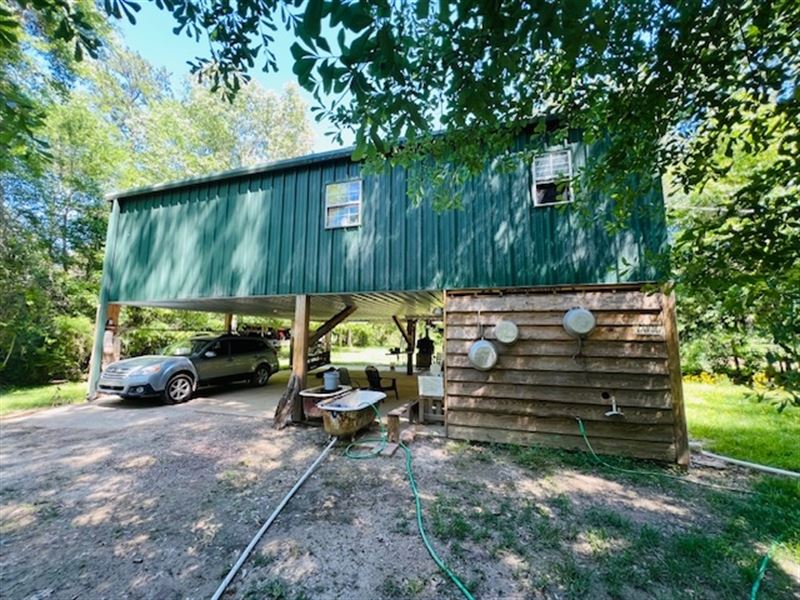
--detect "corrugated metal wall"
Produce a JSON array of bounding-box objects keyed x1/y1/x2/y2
[{"x1": 107, "y1": 146, "x2": 667, "y2": 303}]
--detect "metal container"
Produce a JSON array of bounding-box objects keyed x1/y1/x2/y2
[
  {"x1": 317, "y1": 390, "x2": 386, "y2": 437},
  {"x1": 468, "y1": 338, "x2": 499, "y2": 371},
  {"x1": 323, "y1": 370, "x2": 340, "y2": 391}
]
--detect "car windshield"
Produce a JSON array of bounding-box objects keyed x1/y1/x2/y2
[{"x1": 162, "y1": 339, "x2": 209, "y2": 356}]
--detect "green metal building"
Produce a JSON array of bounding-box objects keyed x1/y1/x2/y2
[{"x1": 88, "y1": 141, "x2": 687, "y2": 465}]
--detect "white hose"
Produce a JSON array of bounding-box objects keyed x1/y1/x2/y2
[
  {"x1": 210, "y1": 436, "x2": 338, "y2": 600},
  {"x1": 699, "y1": 450, "x2": 800, "y2": 479}
]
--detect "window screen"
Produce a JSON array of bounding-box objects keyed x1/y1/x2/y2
[
  {"x1": 533, "y1": 150, "x2": 573, "y2": 206},
  {"x1": 325, "y1": 179, "x2": 362, "y2": 228}
]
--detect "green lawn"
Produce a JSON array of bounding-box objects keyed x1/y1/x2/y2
[
  {"x1": 684, "y1": 381, "x2": 800, "y2": 472},
  {"x1": 0, "y1": 381, "x2": 86, "y2": 415}
]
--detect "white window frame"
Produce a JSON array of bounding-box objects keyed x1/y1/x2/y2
[
  {"x1": 324, "y1": 178, "x2": 363, "y2": 229},
  {"x1": 531, "y1": 148, "x2": 574, "y2": 207}
]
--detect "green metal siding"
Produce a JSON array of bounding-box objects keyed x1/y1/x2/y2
[{"x1": 106, "y1": 145, "x2": 667, "y2": 303}]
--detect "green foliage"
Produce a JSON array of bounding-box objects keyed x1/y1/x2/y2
[
  {"x1": 0, "y1": 36, "x2": 314, "y2": 385},
  {"x1": 671, "y1": 109, "x2": 800, "y2": 403},
  {"x1": 42, "y1": 315, "x2": 94, "y2": 380}
]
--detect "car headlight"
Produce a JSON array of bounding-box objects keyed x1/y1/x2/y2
[{"x1": 134, "y1": 364, "x2": 162, "y2": 375}]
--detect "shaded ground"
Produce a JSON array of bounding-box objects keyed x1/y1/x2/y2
[{"x1": 0, "y1": 395, "x2": 798, "y2": 599}]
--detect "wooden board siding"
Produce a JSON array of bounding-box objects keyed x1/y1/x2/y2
[{"x1": 444, "y1": 287, "x2": 689, "y2": 464}]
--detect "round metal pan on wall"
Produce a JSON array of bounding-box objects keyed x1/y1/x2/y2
[
  {"x1": 563, "y1": 307, "x2": 596, "y2": 338},
  {"x1": 494, "y1": 319, "x2": 519, "y2": 345},
  {"x1": 468, "y1": 338, "x2": 499, "y2": 371}
]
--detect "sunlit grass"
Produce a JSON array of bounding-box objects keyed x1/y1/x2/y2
[
  {"x1": 684, "y1": 381, "x2": 799, "y2": 471},
  {"x1": 0, "y1": 381, "x2": 86, "y2": 415}
]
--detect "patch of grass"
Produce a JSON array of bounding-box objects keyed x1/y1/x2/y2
[
  {"x1": 684, "y1": 381, "x2": 800, "y2": 471},
  {"x1": 243, "y1": 577, "x2": 307, "y2": 600},
  {"x1": 0, "y1": 381, "x2": 86, "y2": 415}
]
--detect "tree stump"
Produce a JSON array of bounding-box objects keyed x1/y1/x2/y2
[{"x1": 273, "y1": 373, "x2": 301, "y2": 429}]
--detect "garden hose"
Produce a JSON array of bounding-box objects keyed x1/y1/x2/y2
[
  {"x1": 750, "y1": 541, "x2": 779, "y2": 600},
  {"x1": 345, "y1": 406, "x2": 476, "y2": 600},
  {"x1": 575, "y1": 418, "x2": 756, "y2": 494},
  {"x1": 575, "y1": 418, "x2": 788, "y2": 598}
]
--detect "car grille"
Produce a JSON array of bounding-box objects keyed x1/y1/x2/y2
[{"x1": 102, "y1": 365, "x2": 135, "y2": 380}]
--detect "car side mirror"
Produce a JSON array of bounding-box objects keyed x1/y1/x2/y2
[{"x1": 204, "y1": 351, "x2": 217, "y2": 358}]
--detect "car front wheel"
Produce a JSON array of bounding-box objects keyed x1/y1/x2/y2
[
  {"x1": 163, "y1": 374, "x2": 194, "y2": 404},
  {"x1": 252, "y1": 363, "x2": 272, "y2": 387}
]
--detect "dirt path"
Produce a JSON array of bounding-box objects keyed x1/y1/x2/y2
[{"x1": 1, "y1": 401, "x2": 797, "y2": 599}]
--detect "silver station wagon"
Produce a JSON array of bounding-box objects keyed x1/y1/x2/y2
[{"x1": 98, "y1": 335, "x2": 280, "y2": 404}]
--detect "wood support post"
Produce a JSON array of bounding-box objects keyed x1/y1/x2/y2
[
  {"x1": 662, "y1": 291, "x2": 690, "y2": 468},
  {"x1": 406, "y1": 319, "x2": 417, "y2": 375},
  {"x1": 274, "y1": 295, "x2": 310, "y2": 428},
  {"x1": 223, "y1": 313, "x2": 235, "y2": 334},
  {"x1": 309, "y1": 305, "x2": 356, "y2": 346},
  {"x1": 102, "y1": 304, "x2": 121, "y2": 369}
]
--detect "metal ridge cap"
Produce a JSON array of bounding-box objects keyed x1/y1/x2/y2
[{"x1": 106, "y1": 145, "x2": 356, "y2": 201}]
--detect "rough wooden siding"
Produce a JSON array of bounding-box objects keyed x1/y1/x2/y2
[{"x1": 444, "y1": 286, "x2": 689, "y2": 464}]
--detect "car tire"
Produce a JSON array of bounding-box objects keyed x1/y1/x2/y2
[
  {"x1": 163, "y1": 374, "x2": 194, "y2": 404},
  {"x1": 252, "y1": 363, "x2": 272, "y2": 387}
]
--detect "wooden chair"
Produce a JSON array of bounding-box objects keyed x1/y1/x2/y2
[{"x1": 364, "y1": 365, "x2": 399, "y2": 400}]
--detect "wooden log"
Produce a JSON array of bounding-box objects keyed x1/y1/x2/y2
[
  {"x1": 446, "y1": 325, "x2": 665, "y2": 342},
  {"x1": 445, "y1": 311, "x2": 663, "y2": 327},
  {"x1": 446, "y1": 411, "x2": 675, "y2": 442},
  {"x1": 445, "y1": 354, "x2": 669, "y2": 375},
  {"x1": 446, "y1": 396, "x2": 673, "y2": 424},
  {"x1": 446, "y1": 291, "x2": 663, "y2": 313},
  {"x1": 662, "y1": 292, "x2": 690, "y2": 468},
  {"x1": 273, "y1": 373, "x2": 301, "y2": 429},
  {"x1": 446, "y1": 425, "x2": 677, "y2": 462},
  {"x1": 445, "y1": 339, "x2": 668, "y2": 359},
  {"x1": 445, "y1": 381, "x2": 672, "y2": 409},
  {"x1": 446, "y1": 367, "x2": 671, "y2": 391}
]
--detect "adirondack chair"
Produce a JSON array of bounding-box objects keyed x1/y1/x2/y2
[{"x1": 364, "y1": 365, "x2": 399, "y2": 400}]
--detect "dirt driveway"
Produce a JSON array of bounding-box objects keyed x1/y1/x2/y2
[{"x1": 1, "y1": 394, "x2": 798, "y2": 600}]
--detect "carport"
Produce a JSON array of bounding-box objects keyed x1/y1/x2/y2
[{"x1": 88, "y1": 143, "x2": 690, "y2": 463}]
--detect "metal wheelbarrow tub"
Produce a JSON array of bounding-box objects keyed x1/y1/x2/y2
[{"x1": 316, "y1": 390, "x2": 386, "y2": 437}]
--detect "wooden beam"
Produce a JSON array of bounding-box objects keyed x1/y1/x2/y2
[
  {"x1": 406, "y1": 319, "x2": 417, "y2": 375},
  {"x1": 309, "y1": 305, "x2": 357, "y2": 346},
  {"x1": 662, "y1": 291, "x2": 690, "y2": 468},
  {"x1": 274, "y1": 295, "x2": 310, "y2": 428},
  {"x1": 392, "y1": 315, "x2": 412, "y2": 345},
  {"x1": 223, "y1": 313, "x2": 234, "y2": 334}
]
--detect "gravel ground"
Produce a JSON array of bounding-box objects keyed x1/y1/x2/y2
[{"x1": 1, "y1": 400, "x2": 797, "y2": 600}]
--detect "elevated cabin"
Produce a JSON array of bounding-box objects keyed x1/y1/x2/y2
[{"x1": 91, "y1": 141, "x2": 688, "y2": 465}]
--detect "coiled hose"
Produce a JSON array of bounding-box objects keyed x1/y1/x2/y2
[{"x1": 345, "y1": 406, "x2": 476, "y2": 600}]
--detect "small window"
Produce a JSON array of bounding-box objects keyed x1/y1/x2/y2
[
  {"x1": 532, "y1": 149, "x2": 573, "y2": 206},
  {"x1": 325, "y1": 179, "x2": 362, "y2": 228}
]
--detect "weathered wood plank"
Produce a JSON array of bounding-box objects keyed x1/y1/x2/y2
[
  {"x1": 446, "y1": 425, "x2": 677, "y2": 462},
  {"x1": 663, "y1": 292, "x2": 690, "y2": 468},
  {"x1": 445, "y1": 311, "x2": 663, "y2": 327},
  {"x1": 445, "y1": 381, "x2": 673, "y2": 408},
  {"x1": 446, "y1": 367, "x2": 671, "y2": 390},
  {"x1": 445, "y1": 339, "x2": 668, "y2": 359},
  {"x1": 446, "y1": 396, "x2": 673, "y2": 424},
  {"x1": 446, "y1": 291, "x2": 663, "y2": 313},
  {"x1": 446, "y1": 354, "x2": 669, "y2": 375},
  {"x1": 447, "y1": 411, "x2": 675, "y2": 442},
  {"x1": 446, "y1": 325, "x2": 665, "y2": 342}
]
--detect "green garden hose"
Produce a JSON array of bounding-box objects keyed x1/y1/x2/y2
[
  {"x1": 575, "y1": 418, "x2": 787, "y2": 598},
  {"x1": 345, "y1": 406, "x2": 476, "y2": 600},
  {"x1": 575, "y1": 418, "x2": 755, "y2": 495}
]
